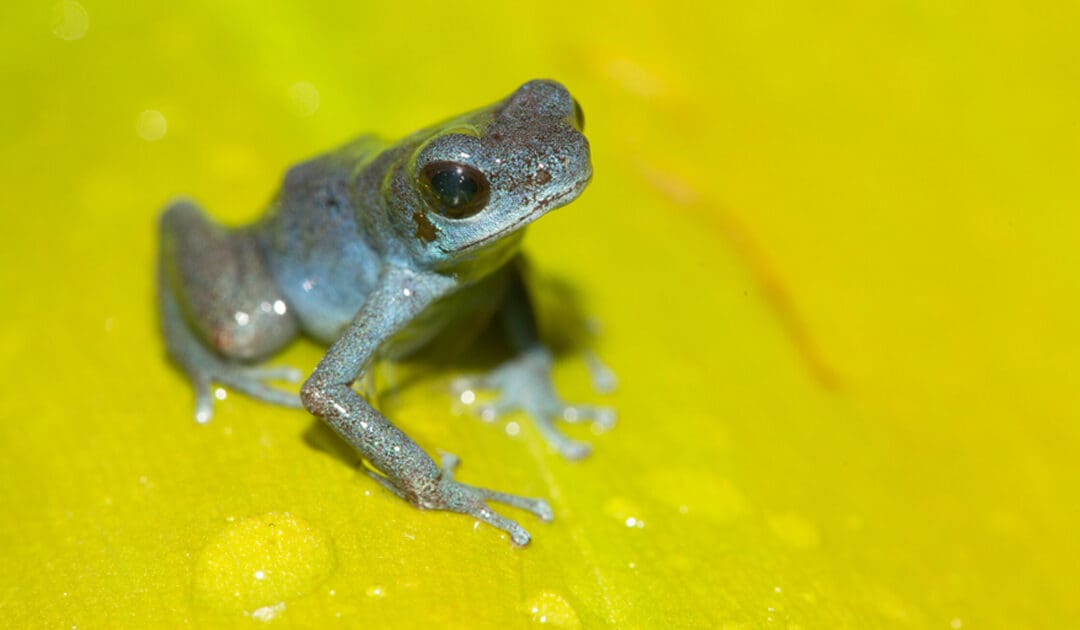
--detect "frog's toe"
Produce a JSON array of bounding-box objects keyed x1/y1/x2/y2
[
  {"x1": 582, "y1": 349, "x2": 618, "y2": 394},
  {"x1": 370, "y1": 452, "x2": 551, "y2": 546},
  {"x1": 216, "y1": 369, "x2": 303, "y2": 409},
  {"x1": 451, "y1": 375, "x2": 514, "y2": 421},
  {"x1": 473, "y1": 505, "x2": 534, "y2": 547},
  {"x1": 474, "y1": 399, "x2": 517, "y2": 423},
  {"x1": 238, "y1": 364, "x2": 304, "y2": 384},
  {"x1": 464, "y1": 394, "x2": 595, "y2": 459},
  {"x1": 560, "y1": 403, "x2": 617, "y2": 432},
  {"x1": 450, "y1": 350, "x2": 613, "y2": 460},
  {"x1": 436, "y1": 453, "x2": 553, "y2": 522},
  {"x1": 184, "y1": 363, "x2": 304, "y2": 417},
  {"x1": 450, "y1": 374, "x2": 496, "y2": 401},
  {"x1": 192, "y1": 375, "x2": 214, "y2": 424},
  {"x1": 524, "y1": 397, "x2": 612, "y2": 459},
  {"x1": 436, "y1": 479, "x2": 551, "y2": 546},
  {"x1": 532, "y1": 419, "x2": 593, "y2": 461},
  {"x1": 478, "y1": 489, "x2": 554, "y2": 524}
]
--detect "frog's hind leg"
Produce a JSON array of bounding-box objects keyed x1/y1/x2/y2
[{"x1": 158, "y1": 200, "x2": 303, "y2": 422}]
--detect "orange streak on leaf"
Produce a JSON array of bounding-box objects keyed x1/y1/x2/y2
[{"x1": 637, "y1": 161, "x2": 842, "y2": 391}]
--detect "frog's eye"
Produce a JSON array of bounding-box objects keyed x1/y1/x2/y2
[
  {"x1": 572, "y1": 98, "x2": 585, "y2": 131},
  {"x1": 419, "y1": 161, "x2": 490, "y2": 219}
]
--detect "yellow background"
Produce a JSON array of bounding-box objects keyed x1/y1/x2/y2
[{"x1": 2, "y1": 1, "x2": 1078, "y2": 627}]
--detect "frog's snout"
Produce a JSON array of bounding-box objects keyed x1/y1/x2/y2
[{"x1": 503, "y1": 79, "x2": 579, "y2": 126}]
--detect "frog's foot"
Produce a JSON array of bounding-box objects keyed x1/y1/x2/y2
[
  {"x1": 190, "y1": 363, "x2": 304, "y2": 424},
  {"x1": 451, "y1": 348, "x2": 616, "y2": 460},
  {"x1": 582, "y1": 348, "x2": 618, "y2": 394},
  {"x1": 365, "y1": 452, "x2": 553, "y2": 546}
]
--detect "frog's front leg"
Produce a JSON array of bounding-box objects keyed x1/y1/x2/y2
[
  {"x1": 158, "y1": 201, "x2": 304, "y2": 422},
  {"x1": 453, "y1": 260, "x2": 616, "y2": 460},
  {"x1": 300, "y1": 267, "x2": 552, "y2": 546}
]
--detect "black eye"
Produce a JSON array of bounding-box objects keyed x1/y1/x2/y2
[
  {"x1": 419, "y1": 161, "x2": 490, "y2": 219},
  {"x1": 572, "y1": 98, "x2": 585, "y2": 131}
]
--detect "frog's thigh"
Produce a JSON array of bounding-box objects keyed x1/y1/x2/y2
[{"x1": 160, "y1": 200, "x2": 297, "y2": 361}]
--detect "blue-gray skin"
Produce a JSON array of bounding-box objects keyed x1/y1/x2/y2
[{"x1": 157, "y1": 80, "x2": 614, "y2": 546}]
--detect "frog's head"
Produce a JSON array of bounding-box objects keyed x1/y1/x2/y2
[{"x1": 379, "y1": 79, "x2": 591, "y2": 276}]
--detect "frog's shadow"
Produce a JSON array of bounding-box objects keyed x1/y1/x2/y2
[{"x1": 301, "y1": 272, "x2": 599, "y2": 467}]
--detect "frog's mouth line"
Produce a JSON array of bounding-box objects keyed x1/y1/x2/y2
[{"x1": 451, "y1": 177, "x2": 591, "y2": 254}]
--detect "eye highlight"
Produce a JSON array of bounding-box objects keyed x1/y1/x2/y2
[{"x1": 419, "y1": 161, "x2": 490, "y2": 219}]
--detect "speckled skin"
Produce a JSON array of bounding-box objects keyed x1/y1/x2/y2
[{"x1": 158, "y1": 80, "x2": 612, "y2": 545}]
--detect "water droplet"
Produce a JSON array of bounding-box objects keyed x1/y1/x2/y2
[
  {"x1": 768, "y1": 512, "x2": 821, "y2": 549},
  {"x1": 641, "y1": 467, "x2": 746, "y2": 523},
  {"x1": 525, "y1": 591, "x2": 581, "y2": 628},
  {"x1": 194, "y1": 512, "x2": 335, "y2": 613},
  {"x1": 639, "y1": 466, "x2": 743, "y2": 525},
  {"x1": 249, "y1": 602, "x2": 285, "y2": 622},
  {"x1": 604, "y1": 497, "x2": 645, "y2": 529},
  {"x1": 287, "y1": 81, "x2": 320, "y2": 117},
  {"x1": 136, "y1": 110, "x2": 167, "y2": 141},
  {"x1": 365, "y1": 585, "x2": 384, "y2": 598},
  {"x1": 459, "y1": 389, "x2": 476, "y2": 405},
  {"x1": 51, "y1": 0, "x2": 88, "y2": 41},
  {"x1": 505, "y1": 421, "x2": 520, "y2": 436}
]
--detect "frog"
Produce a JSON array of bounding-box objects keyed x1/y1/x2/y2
[{"x1": 157, "y1": 79, "x2": 614, "y2": 546}]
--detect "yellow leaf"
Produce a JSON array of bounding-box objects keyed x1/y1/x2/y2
[{"x1": 1, "y1": 1, "x2": 1077, "y2": 628}]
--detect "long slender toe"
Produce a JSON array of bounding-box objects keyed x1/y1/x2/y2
[
  {"x1": 241, "y1": 365, "x2": 304, "y2": 383},
  {"x1": 438, "y1": 452, "x2": 461, "y2": 476},
  {"x1": 583, "y1": 349, "x2": 618, "y2": 394},
  {"x1": 561, "y1": 404, "x2": 617, "y2": 431},
  {"x1": 218, "y1": 371, "x2": 303, "y2": 408},
  {"x1": 480, "y1": 489, "x2": 554, "y2": 521},
  {"x1": 472, "y1": 507, "x2": 532, "y2": 546},
  {"x1": 532, "y1": 417, "x2": 592, "y2": 460},
  {"x1": 193, "y1": 376, "x2": 213, "y2": 424}
]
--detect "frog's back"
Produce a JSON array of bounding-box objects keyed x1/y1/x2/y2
[{"x1": 253, "y1": 135, "x2": 386, "y2": 344}]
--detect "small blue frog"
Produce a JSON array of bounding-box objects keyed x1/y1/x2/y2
[{"x1": 158, "y1": 80, "x2": 613, "y2": 545}]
